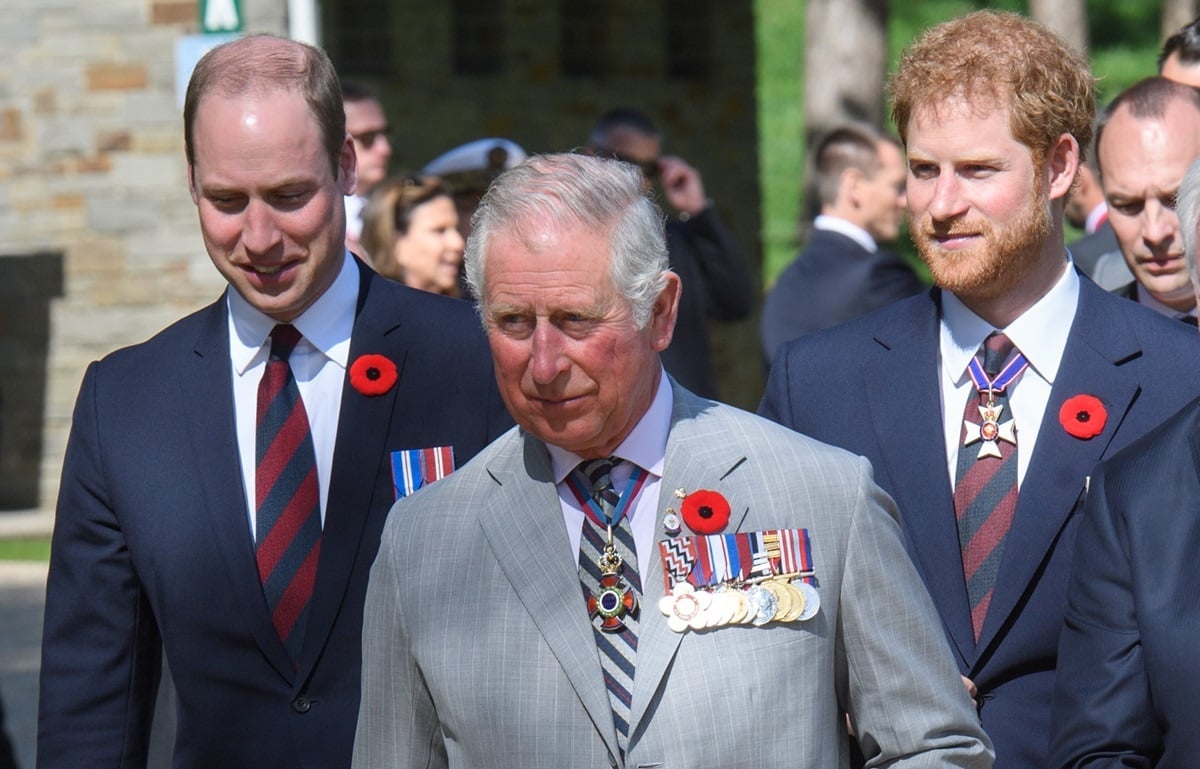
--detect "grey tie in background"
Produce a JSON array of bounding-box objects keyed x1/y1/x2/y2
[{"x1": 577, "y1": 457, "x2": 639, "y2": 754}]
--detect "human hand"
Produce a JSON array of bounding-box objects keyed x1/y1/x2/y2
[
  {"x1": 657, "y1": 155, "x2": 708, "y2": 217},
  {"x1": 961, "y1": 675, "x2": 978, "y2": 708}
]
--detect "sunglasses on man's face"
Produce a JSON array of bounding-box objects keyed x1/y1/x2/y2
[
  {"x1": 352, "y1": 128, "x2": 392, "y2": 150},
  {"x1": 596, "y1": 150, "x2": 660, "y2": 181}
]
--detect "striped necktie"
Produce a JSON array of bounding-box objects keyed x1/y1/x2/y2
[
  {"x1": 954, "y1": 332, "x2": 1019, "y2": 640},
  {"x1": 255, "y1": 324, "x2": 322, "y2": 664},
  {"x1": 577, "y1": 457, "x2": 639, "y2": 754}
]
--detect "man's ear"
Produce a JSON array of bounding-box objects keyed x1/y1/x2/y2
[
  {"x1": 1046, "y1": 133, "x2": 1080, "y2": 202},
  {"x1": 187, "y1": 165, "x2": 199, "y2": 204},
  {"x1": 339, "y1": 134, "x2": 358, "y2": 196},
  {"x1": 648, "y1": 271, "x2": 682, "y2": 353}
]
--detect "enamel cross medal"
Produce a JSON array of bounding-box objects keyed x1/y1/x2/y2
[
  {"x1": 962, "y1": 347, "x2": 1029, "y2": 459},
  {"x1": 587, "y1": 529, "x2": 638, "y2": 632},
  {"x1": 568, "y1": 464, "x2": 650, "y2": 633}
]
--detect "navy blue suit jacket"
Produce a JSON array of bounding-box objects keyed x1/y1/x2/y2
[
  {"x1": 759, "y1": 275, "x2": 1200, "y2": 769},
  {"x1": 1049, "y1": 394, "x2": 1200, "y2": 768},
  {"x1": 760, "y1": 228, "x2": 924, "y2": 363},
  {"x1": 38, "y1": 261, "x2": 513, "y2": 769}
]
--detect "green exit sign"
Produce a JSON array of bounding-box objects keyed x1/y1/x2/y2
[{"x1": 200, "y1": 0, "x2": 243, "y2": 33}]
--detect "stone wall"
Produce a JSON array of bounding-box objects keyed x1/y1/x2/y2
[
  {"x1": 0, "y1": 0, "x2": 761, "y2": 513},
  {"x1": 0, "y1": 0, "x2": 285, "y2": 510}
]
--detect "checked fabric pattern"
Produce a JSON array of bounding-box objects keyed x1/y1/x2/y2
[
  {"x1": 577, "y1": 457, "x2": 640, "y2": 755},
  {"x1": 255, "y1": 324, "x2": 322, "y2": 665},
  {"x1": 954, "y1": 332, "x2": 1019, "y2": 640}
]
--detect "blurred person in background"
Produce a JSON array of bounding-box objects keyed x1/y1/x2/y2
[
  {"x1": 1159, "y1": 15, "x2": 1200, "y2": 88},
  {"x1": 361, "y1": 175, "x2": 464, "y2": 298},
  {"x1": 423, "y1": 137, "x2": 527, "y2": 242},
  {"x1": 1095, "y1": 77, "x2": 1200, "y2": 324},
  {"x1": 343, "y1": 81, "x2": 393, "y2": 255},
  {"x1": 760, "y1": 123, "x2": 923, "y2": 364},
  {"x1": 588, "y1": 108, "x2": 752, "y2": 400}
]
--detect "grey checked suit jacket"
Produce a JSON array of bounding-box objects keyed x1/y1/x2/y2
[{"x1": 353, "y1": 381, "x2": 992, "y2": 769}]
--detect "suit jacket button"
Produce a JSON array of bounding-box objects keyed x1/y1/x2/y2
[{"x1": 292, "y1": 695, "x2": 311, "y2": 713}]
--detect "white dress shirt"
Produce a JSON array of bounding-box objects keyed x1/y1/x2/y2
[
  {"x1": 813, "y1": 214, "x2": 878, "y2": 253},
  {"x1": 547, "y1": 368, "x2": 672, "y2": 579},
  {"x1": 939, "y1": 260, "x2": 1078, "y2": 489},
  {"x1": 228, "y1": 252, "x2": 358, "y2": 539}
]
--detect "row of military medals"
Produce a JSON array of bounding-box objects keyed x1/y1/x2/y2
[{"x1": 658, "y1": 513, "x2": 820, "y2": 634}]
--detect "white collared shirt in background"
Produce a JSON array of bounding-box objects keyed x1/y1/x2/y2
[
  {"x1": 813, "y1": 214, "x2": 878, "y2": 253},
  {"x1": 228, "y1": 251, "x2": 358, "y2": 539}
]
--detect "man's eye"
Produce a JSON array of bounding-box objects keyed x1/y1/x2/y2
[
  {"x1": 559, "y1": 314, "x2": 598, "y2": 334},
  {"x1": 495, "y1": 315, "x2": 532, "y2": 334},
  {"x1": 209, "y1": 196, "x2": 245, "y2": 212},
  {"x1": 273, "y1": 190, "x2": 312, "y2": 208}
]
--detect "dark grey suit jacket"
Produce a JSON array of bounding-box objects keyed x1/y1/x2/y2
[
  {"x1": 1066, "y1": 220, "x2": 1118, "y2": 277},
  {"x1": 662, "y1": 208, "x2": 753, "y2": 399}
]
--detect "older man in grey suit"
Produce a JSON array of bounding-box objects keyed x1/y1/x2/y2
[{"x1": 352, "y1": 153, "x2": 992, "y2": 769}]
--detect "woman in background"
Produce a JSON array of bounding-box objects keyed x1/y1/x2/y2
[{"x1": 360, "y1": 175, "x2": 465, "y2": 297}]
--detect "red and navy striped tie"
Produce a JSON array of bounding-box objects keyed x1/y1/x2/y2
[
  {"x1": 255, "y1": 324, "x2": 321, "y2": 664},
  {"x1": 954, "y1": 332, "x2": 1019, "y2": 640}
]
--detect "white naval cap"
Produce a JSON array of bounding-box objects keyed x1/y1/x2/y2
[{"x1": 422, "y1": 138, "x2": 528, "y2": 182}]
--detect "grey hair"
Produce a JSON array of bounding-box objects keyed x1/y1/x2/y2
[
  {"x1": 464, "y1": 152, "x2": 670, "y2": 328},
  {"x1": 1177, "y1": 156, "x2": 1200, "y2": 290}
]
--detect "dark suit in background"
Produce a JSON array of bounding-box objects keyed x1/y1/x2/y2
[
  {"x1": 1066, "y1": 220, "x2": 1118, "y2": 278},
  {"x1": 1049, "y1": 394, "x2": 1200, "y2": 768},
  {"x1": 760, "y1": 278, "x2": 1200, "y2": 768},
  {"x1": 662, "y1": 209, "x2": 752, "y2": 399},
  {"x1": 760, "y1": 228, "x2": 924, "y2": 363}
]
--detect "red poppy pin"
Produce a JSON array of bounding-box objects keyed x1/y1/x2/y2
[
  {"x1": 679, "y1": 489, "x2": 731, "y2": 535},
  {"x1": 349, "y1": 354, "x2": 397, "y2": 396},
  {"x1": 1059, "y1": 394, "x2": 1106, "y2": 439}
]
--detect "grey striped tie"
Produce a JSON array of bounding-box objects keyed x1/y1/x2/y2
[{"x1": 577, "y1": 457, "x2": 639, "y2": 754}]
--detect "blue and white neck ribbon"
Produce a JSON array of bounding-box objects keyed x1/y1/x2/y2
[
  {"x1": 566, "y1": 465, "x2": 650, "y2": 529},
  {"x1": 966, "y1": 351, "x2": 1029, "y2": 403}
]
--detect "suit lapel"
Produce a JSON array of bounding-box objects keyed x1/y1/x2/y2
[
  {"x1": 628, "y1": 385, "x2": 750, "y2": 738},
  {"x1": 300, "y1": 264, "x2": 406, "y2": 677},
  {"x1": 479, "y1": 434, "x2": 624, "y2": 758},
  {"x1": 861, "y1": 292, "x2": 977, "y2": 662},
  {"x1": 179, "y1": 298, "x2": 296, "y2": 679},
  {"x1": 975, "y1": 279, "x2": 1140, "y2": 651}
]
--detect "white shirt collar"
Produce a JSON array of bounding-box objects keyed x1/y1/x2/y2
[
  {"x1": 940, "y1": 259, "x2": 1078, "y2": 387},
  {"x1": 228, "y1": 251, "x2": 359, "y2": 375},
  {"x1": 814, "y1": 214, "x2": 878, "y2": 253},
  {"x1": 1084, "y1": 201, "x2": 1108, "y2": 234},
  {"x1": 548, "y1": 368, "x2": 673, "y2": 484},
  {"x1": 1132, "y1": 283, "x2": 1199, "y2": 319}
]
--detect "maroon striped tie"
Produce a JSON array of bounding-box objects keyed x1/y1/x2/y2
[
  {"x1": 954, "y1": 332, "x2": 1019, "y2": 640},
  {"x1": 255, "y1": 324, "x2": 321, "y2": 663}
]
